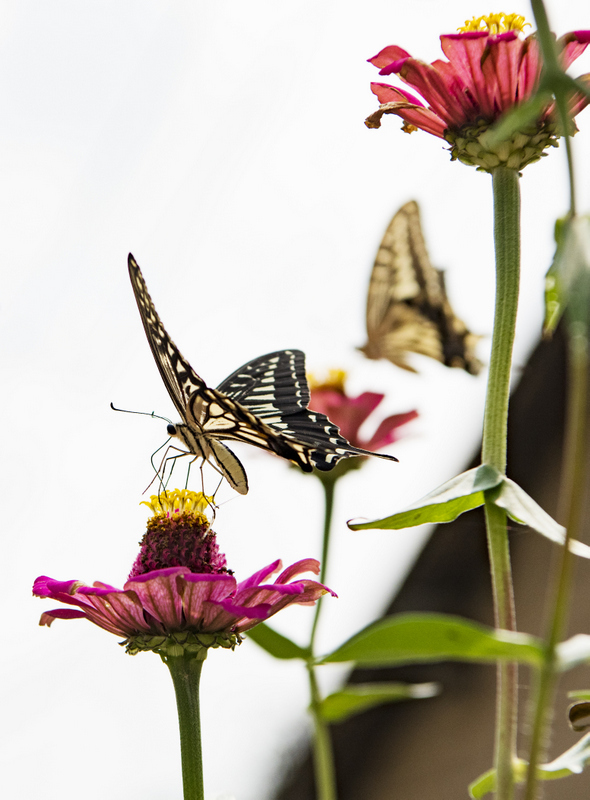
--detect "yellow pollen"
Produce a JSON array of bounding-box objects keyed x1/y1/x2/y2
[
  {"x1": 141, "y1": 489, "x2": 213, "y2": 519},
  {"x1": 458, "y1": 12, "x2": 530, "y2": 34},
  {"x1": 307, "y1": 368, "x2": 347, "y2": 394}
]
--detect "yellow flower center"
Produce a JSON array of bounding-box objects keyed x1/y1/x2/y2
[
  {"x1": 307, "y1": 368, "x2": 347, "y2": 394},
  {"x1": 141, "y1": 488, "x2": 213, "y2": 521},
  {"x1": 458, "y1": 12, "x2": 530, "y2": 34}
]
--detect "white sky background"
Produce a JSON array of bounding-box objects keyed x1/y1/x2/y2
[{"x1": 3, "y1": 1, "x2": 590, "y2": 798}]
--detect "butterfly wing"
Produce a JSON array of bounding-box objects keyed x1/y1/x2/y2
[
  {"x1": 216, "y1": 349, "x2": 310, "y2": 418},
  {"x1": 360, "y1": 201, "x2": 481, "y2": 374},
  {"x1": 128, "y1": 254, "x2": 207, "y2": 420},
  {"x1": 216, "y1": 349, "x2": 398, "y2": 469}
]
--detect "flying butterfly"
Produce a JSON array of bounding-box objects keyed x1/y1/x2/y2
[
  {"x1": 358, "y1": 201, "x2": 482, "y2": 375},
  {"x1": 127, "y1": 254, "x2": 398, "y2": 495}
]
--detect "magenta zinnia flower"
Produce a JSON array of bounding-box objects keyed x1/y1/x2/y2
[
  {"x1": 34, "y1": 490, "x2": 333, "y2": 656},
  {"x1": 309, "y1": 370, "x2": 417, "y2": 454},
  {"x1": 365, "y1": 13, "x2": 590, "y2": 171}
]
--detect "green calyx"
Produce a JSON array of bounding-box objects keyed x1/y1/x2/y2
[
  {"x1": 445, "y1": 118, "x2": 561, "y2": 172},
  {"x1": 122, "y1": 629, "x2": 243, "y2": 657}
]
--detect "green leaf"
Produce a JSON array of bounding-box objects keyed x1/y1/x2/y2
[
  {"x1": 469, "y1": 735, "x2": 590, "y2": 797},
  {"x1": 492, "y1": 477, "x2": 590, "y2": 559},
  {"x1": 318, "y1": 681, "x2": 439, "y2": 722},
  {"x1": 557, "y1": 634, "x2": 590, "y2": 671},
  {"x1": 569, "y1": 691, "x2": 590, "y2": 701},
  {"x1": 320, "y1": 613, "x2": 543, "y2": 667},
  {"x1": 246, "y1": 623, "x2": 310, "y2": 660},
  {"x1": 348, "y1": 465, "x2": 502, "y2": 531}
]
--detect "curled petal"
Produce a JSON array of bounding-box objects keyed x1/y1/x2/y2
[
  {"x1": 559, "y1": 31, "x2": 590, "y2": 69},
  {"x1": 368, "y1": 44, "x2": 411, "y2": 69},
  {"x1": 276, "y1": 558, "x2": 320, "y2": 584},
  {"x1": 40, "y1": 609, "x2": 87, "y2": 627},
  {"x1": 365, "y1": 100, "x2": 447, "y2": 138},
  {"x1": 570, "y1": 73, "x2": 590, "y2": 116}
]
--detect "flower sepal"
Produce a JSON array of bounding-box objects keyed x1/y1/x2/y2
[{"x1": 123, "y1": 629, "x2": 243, "y2": 657}]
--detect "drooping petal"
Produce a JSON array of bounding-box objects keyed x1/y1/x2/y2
[
  {"x1": 125, "y1": 567, "x2": 187, "y2": 630},
  {"x1": 570, "y1": 73, "x2": 590, "y2": 116},
  {"x1": 39, "y1": 609, "x2": 87, "y2": 626},
  {"x1": 236, "y1": 560, "x2": 282, "y2": 591},
  {"x1": 180, "y1": 572, "x2": 236, "y2": 629},
  {"x1": 363, "y1": 409, "x2": 419, "y2": 451},
  {"x1": 559, "y1": 31, "x2": 590, "y2": 69},
  {"x1": 368, "y1": 45, "x2": 411, "y2": 69},
  {"x1": 276, "y1": 558, "x2": 320, "y2": 584}
]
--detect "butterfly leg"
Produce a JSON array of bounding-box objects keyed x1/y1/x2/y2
[{"x1": 144, "y1": 441, "x2": 191, "y2": 496}]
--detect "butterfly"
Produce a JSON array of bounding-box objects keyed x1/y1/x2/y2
[
  {"x1": 358, "y1": 201, "x2": 482, "y2": 375},
  {"x1": 128, "y1": 254, "x2": 398, "y2": 495}
]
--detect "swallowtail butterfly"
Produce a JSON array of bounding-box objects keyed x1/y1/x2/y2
[
  {"x1": 359, "y1": 201, "x2": 481, "y2": 375},
  {"x1": 128, "y1": 254, "x2": 398, "y2": 495}
]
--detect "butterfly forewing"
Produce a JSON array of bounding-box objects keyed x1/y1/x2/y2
[
  {"x1": 128, "y1": 255, "x2": 207, "y2": 417},
  {"x1": 360, "y1": 201, "x2": 482, "y2": 374}
]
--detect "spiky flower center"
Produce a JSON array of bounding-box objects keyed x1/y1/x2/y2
[
  {"x1": 458, "y1": 12, "x2": 530, "y2": 34},
  {"x1": 128, "y1": 489, "x2": 229, "y2": 578},
  {"x1": 141, "y1": 488, "x2": 213, "y2": 518}
]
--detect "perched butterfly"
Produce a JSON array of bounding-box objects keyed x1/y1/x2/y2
[
  {"x1": 128, "y1": 254, "x2": 398, "y2": 495},
  {"x1": 359, "y1": 201, "x2": 482, "y2": 375}
]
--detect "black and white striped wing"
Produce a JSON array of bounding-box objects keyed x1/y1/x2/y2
[
  {"x1": 216, "y1": 349, "x2": 310, "y2": 418},
  {"x1": 128, "y1": 254, "x2": 207, "y2": 419},
  {"x1": 217, "y1": 349, "x2": 398, "y2": 471}
]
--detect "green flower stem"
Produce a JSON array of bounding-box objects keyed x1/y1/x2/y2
[
  {"x1": 524, "y1": 325, "x2": 588, "y2": 800},
  {"x1": 164, "y1": 652, "x2": 206, "y2": 800},
  {"x1": 310, "y1": 476, "x2": 336, "y2": 648},
  {"x1": 307, "y1": 661, "x2": 337, "y2": 800},
  {"x1": 484, "y1": 166, "x2": 521, "y2": 800},
  {"x1": 307, "y1": 474, "x2": 338, "y2": 800}
]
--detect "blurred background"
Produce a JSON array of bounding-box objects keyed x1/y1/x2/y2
[{"x1": 2, "y1": 1, "x2": 590, "y2": 798}]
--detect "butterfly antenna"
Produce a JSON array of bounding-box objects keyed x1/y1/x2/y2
[{"x1": 110, "y1": 402, "x2": 173, "y2": 426}]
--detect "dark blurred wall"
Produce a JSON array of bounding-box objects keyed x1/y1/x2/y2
[{"x1": 275, "y1": 327, "x2": 590, "y2": 799}]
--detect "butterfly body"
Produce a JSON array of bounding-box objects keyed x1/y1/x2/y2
[
  {"x1": 128, "y1": 254, "x2": 397, "y2": 495},
  {"x1": 360, "y1": 201, "x2": 481, "y2": 375}
]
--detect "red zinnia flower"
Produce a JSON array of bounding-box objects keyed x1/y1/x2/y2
[
  {"x1": 34, "y1": 490, "x2": 334, "y2": 656},
  {"x1": 309, "y1": 370, "x2": 418, "y2": 454},
  {"x1": 365, "y1": 13, "x2": 590, "y2": 172}
]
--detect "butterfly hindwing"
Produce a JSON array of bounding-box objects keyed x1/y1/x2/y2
[
  {"x1": 216, "y1": 349, "x2": 310, "y2": 419},
  {"x1": 360, "y1": 201, "x2": 481, "y2": 374}
]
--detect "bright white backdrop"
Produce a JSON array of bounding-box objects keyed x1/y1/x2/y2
[{"x1": 2, "y1": 2, "x2": 589, "y2": 798}]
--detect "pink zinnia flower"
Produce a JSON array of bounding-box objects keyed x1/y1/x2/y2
[
  {"x1": 365, "y1": 13, "x2": 590, "y2": 172},
  {"x1": 34, "y1": 490, "x2": 334, "y2": 656},
  {"x1": 308, "y1": 370, "x2": 417, "y2": 455}
]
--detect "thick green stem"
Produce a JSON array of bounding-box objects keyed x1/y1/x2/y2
[
  {"x1": 307, "y1": 475, "x2": 338, "y2": 800},
  {"x1": 483, "y1": 166, "x2": 521, "y2": 800},
  {"x1": 524, "y1": 327, "x2": 588, "y2": 800},
  {"x1": 164, "y1": 653, "x2": 206, "y2": 800}
]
